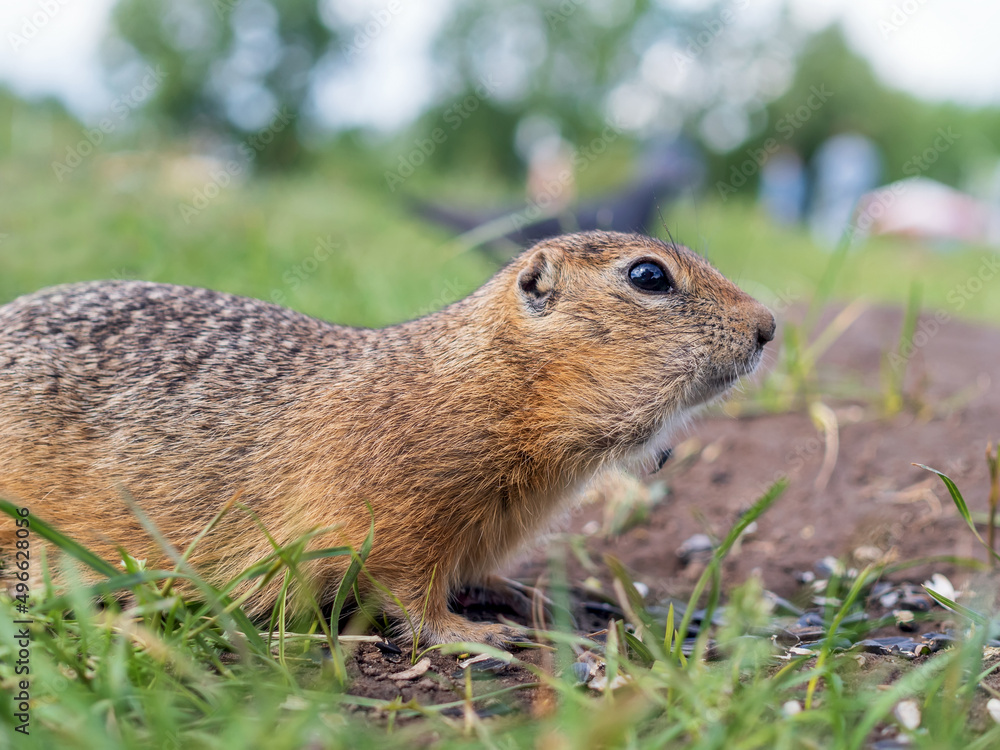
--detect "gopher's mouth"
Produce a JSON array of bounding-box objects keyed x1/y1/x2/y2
[
  {"x1": 694, "y1": 369, "x2": 741, "y2": 402},
  {"x1": 690, "y1": 351, "x2": 761, "y2": 405}
]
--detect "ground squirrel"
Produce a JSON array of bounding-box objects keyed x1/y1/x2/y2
[{"x1": 0, "y1": 230, "x2": 774, "y2": 647}]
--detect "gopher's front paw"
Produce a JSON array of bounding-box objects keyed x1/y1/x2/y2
[
  {"x1": 403, "y1": 612, "x2": 530, "y2": 649},
  {"x1": 474, "y1": 622, "x2": 529, "y2": 650}
]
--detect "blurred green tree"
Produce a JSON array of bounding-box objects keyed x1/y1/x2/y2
[
  {"x1": 423, "y1": 0, "x2": 803, "y2": 181},
  {"x1": 721, "y1": 26, "x2": 1000, "y2": 191},
  {"x1": 108, "y1": 0, "x2": 336, "y2": 168}
]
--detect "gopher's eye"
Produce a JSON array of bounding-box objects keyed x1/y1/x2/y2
[{"x1": 628, "y1": 261, "x2": 672, "y2": 293}]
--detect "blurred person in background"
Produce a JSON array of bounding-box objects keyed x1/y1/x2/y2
[
  {"x1": 759, "y1": 146, "x2": 807, "y2": 225},
  {"x1": 809, "y1": 131, "x2": 882, "y2": 246}
]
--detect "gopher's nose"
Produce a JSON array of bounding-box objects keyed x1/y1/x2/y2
[{"x1": 756, "y1": 310, "x2": 776, "y2": 348}]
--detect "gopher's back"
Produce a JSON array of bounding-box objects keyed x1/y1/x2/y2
[{"x1": 0, "y1": 281, "x2": 367, "y2": 577}]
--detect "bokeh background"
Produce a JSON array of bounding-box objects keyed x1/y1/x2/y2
[{"x1": 2, "y1": 0, "x2": 999, "y2": 326}]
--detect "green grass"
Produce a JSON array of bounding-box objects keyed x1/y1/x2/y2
[
  {"x1": 3, "y1": 477, "x2": 1000, "y2": 749},
  {"x1": 3, "y1": 144, "x2": 1000, "y2": 748},
  {"x1": 2, "y1": 148, "x2": 998, "y2": 328},
  {"x1": 0, "y1": 151, "x2": 497, "y2": 328}
]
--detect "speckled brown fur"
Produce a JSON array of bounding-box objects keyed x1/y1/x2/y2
[{"x1": 0, "y1": 231, "x2": 774, "y2": 647}]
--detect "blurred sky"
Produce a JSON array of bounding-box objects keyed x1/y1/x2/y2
[{"x1": 1, "y1": 0, "x2": 999, "y2": 131}]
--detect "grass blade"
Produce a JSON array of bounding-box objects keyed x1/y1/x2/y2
[
  {"x1": 923, "y1": 586, "x2": 990, "y2": 626},
  {"x1": 915, "y1": 463, "x2": 1000, "y2": 563}
]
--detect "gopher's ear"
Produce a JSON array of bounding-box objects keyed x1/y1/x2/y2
[{"x1": 516, "y1": 248, "x2": 560, "y2": 315}]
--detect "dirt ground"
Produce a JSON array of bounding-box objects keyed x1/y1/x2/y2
[{"x1": 345, "y1": 304, "x2": 1000, "y2": 713}]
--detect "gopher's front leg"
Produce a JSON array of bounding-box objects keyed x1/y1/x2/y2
[{"x1": 390, "y1": 581, "x2": 526, "y2": 648}]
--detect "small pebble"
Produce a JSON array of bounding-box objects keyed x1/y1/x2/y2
[
  {"x1": 853, "y1": 545, "x2": 884, "y2": 563},
  {"x1": 854, "y1": 637, "x2": 926, "y2": 657},
  {"x1": 879, "y1": 590, "x2": 900, "y2": 609},
  {"x1": 872, "y1": 582, "x2": 894, "y2": 598},
  {"x1": 581, "y1": 520, "x2": 601, "y2": 536},
  {"x1": 922, "y1": 633, "x2": 957, "y2": 652},
  {"x1": 899, "y1": 594, "x2": 931, "y2": 613},
  {"x1": 279, "y1": 696, "x2": 310, "y2": 711},
  {"x1": 570, "y1": 662, "x2": 592, "y2": 684},
  {"x1": 816, "y1": 556, "x2": 845, "y2": 577},
  {"x1": 633, "y1": 581, "x2": 649, "y2": 598},
  {"x1": 787, "y1": 627, "x2": 826, "y2": 643},
  {"x1": 451, "y1": 653, "x2": 511, "y2": 679},
  {"x1": 871, "y1": 739, "x2": 912, "y2": 749},
  {"x1": 893, "y1": 610, "x2": 918, "y2": 632},
  {"x1": 781, "y1": 700, "x2": 802, "y2": 716},
  {"x1": 813, "y1": 596, "x2": 842, "y2": 607},
  {"x1": 795, "y1": 611, "x2": 825, "y2": 628},
  {"x1": 987, "y1": 697, "x2": 1000, "y2": 724},
  {"x1": 764, "y1": 591, "x2": 804, "y2": 616},
  {"x1": 458, "y1": 653, "x2": 508, "y2": 671},
  {"x1": 894, "y1": 699, "x2": 921, "y2": 731},
  {"x1": 677, "y1": 534, "x2": 714, "y2": 564},
  {"x1": 588, "y1": 671, "x2": 633, "y2": 692}
]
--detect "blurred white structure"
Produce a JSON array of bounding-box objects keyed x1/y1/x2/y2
[{"x1": 853, "y1": 177, "x2": 999, "y2": 247}]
